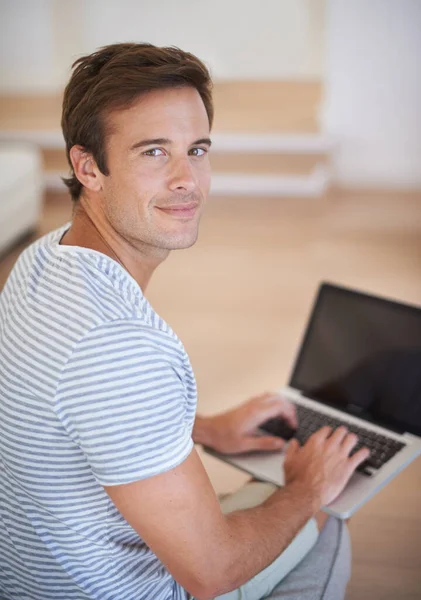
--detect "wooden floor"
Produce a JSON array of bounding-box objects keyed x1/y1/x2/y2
[{"x1": 1, "y1": 189, "x2": 421, "y2": 599}]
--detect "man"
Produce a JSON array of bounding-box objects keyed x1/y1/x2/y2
[{"x1": 0, "y1": 43, "x2": 369, "y2": 600}]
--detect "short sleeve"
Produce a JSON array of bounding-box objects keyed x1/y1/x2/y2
[{"x1": 54, "y1": 321, "x2": 194, "y2": 486}]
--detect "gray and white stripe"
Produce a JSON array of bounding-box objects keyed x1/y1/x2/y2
[{"x1": 0, "y1": 223, "x2": 196, "y2": 599}]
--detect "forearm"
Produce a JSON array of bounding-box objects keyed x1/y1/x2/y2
[
  {"x1": 208, "y1": 482, "x2": 320, "y2": 597},
  {"x1": 193, "y1": 415, "x2": 319, "y2": 596}
]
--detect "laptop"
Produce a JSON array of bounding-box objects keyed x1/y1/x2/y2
[{"x1": 205, "y1": 282, "x2": 421, "y2": 518}]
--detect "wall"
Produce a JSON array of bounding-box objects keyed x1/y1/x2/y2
[
  {"x1": 322, "y1": 0, "x2": 421, "y2": 188},
  {"x1": 0, "y1": 0, "x2": 325, "y2": 93},
  {"x1": 0, "y1": 0, "x2": 56, "y2": 92}
]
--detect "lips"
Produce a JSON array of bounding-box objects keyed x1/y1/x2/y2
[{"x1": 156, "y1": 202, "x2": 199, "y2": 218}]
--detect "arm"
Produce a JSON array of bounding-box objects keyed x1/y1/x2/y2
[
  {"x1": 105, "y1": 426, "x2": 369, "y2": 599},
  {"x1": 104, "y1": 447, "x2": 317, "y2": 600},
  {"x1": 57, "y1": 329, "x2": 317, "y2": 597}
]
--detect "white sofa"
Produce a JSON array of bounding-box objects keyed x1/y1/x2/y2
[{"x1": 0, "y1": 143, "x2": 43, "y2": 254}]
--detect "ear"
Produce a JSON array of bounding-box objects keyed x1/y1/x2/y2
[{"x1": 69, "y1": 145, "x2": 103, "y2": 193}]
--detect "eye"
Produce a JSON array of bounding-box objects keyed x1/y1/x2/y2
[
  {"x1": 189, "y1": 147, "x2": 208, "y2": 157},
  {"x1": 143, "y1": 148, "x2": 166, "y2": 157}
]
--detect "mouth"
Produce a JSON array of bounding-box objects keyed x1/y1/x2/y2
[{"x1": 156, "y1": 202, "x2": 199, "y2": 219}]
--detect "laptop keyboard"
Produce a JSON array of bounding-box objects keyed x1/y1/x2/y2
[{"x1": 261, "y1": 403, "x2": 406, "y2": 476}]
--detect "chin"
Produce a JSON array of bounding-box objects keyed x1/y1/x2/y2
[
  {"x1": 171, "y1": 225, "x2": 201, "y2": 249},
  {"x1": 166, "y1": 231, "x2": 199, "y2": 250},
  {"x1": 151, "y1": 223, "x2": 198, "y2": 250}
]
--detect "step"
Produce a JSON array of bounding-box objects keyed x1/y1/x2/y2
[
  {"x1": 41, "y1": 147, "x2": 329, "y2": 177},
  {"x1": 0, "y1": 82, "x2": 321, "y2": 133},
  {"x1": 212, "y1": 81, "x2": 322, "y2": 132},
  {"x1": 44, "y1": 165, "x2": 331, "y2": 198},
  {"x1": 0, "y1": 81, "x2": 331, "y2": 198},
  {"x1": 211, "y1": 167, "x2": 330, "y2": 197},
  {"x1": 6, "y1": 132, "x2": 332, "y2": 198},
  {"x1": 0, "y1": 130, "x2": 333, "y2": 153}
]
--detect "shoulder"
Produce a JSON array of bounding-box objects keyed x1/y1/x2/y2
[
  {"x1": 55, "y1": 318, "x2": 189, "y2": 399},
  {"x1": 69, "y1": 318, "x2": 184, "y2": 360}
]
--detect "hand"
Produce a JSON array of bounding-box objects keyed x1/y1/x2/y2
[
  {"x1": 200, "y1": 392, "x2": 298, "y2": 455},
  {"x1": 284, "y1": 425, "x2": 370, "y2": 507}
]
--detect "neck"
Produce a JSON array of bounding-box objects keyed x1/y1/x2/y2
[{"x1": 60, "y1": 199, "x2": 168, "y2": 292}]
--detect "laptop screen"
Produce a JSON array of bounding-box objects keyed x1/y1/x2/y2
[{"x1": 289, "y1": 283, "x2": 421, "y2": 436}]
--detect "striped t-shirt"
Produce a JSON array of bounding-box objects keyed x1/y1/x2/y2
[{"x1": 0, "y1": 223, "x2": 197, "y2": 600}]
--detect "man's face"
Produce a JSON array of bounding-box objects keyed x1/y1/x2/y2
[{"x1": 97, "y1": 86, "x2": 211, "y2": 252}]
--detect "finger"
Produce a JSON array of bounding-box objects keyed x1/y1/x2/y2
[
  {"x1": 341, "y1": 432, "x2": 359, "y2": 456},
  {"x1": 243, "y1": 436, "x2": 285, "y2": 452},
  {"x1": 285, "y1": 438, "x2": 299, "y2": 458},
  {"x1": 307, "y1": 425, "x2": 332, "y2": 445},
  {"x1": 348, "y1": 447, "x2": 371, "y2": 472},
  {"x1": 272, "y1": 399, "x2": 298, "y2": 429},
  {"x1": 328, "y1": 425, "x2": 349, "y2": 447},
  {"x1": 257, "y1": 396, "x2": 298, "y2": 430}
]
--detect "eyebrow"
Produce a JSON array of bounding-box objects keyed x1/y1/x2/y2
[{"x1": 130, "y1": 137, "x2": 212, "y2": 151}]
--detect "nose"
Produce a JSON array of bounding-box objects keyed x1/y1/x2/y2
[{"x1": 168, "y1": 156, "x2": 196, "y2": 193}]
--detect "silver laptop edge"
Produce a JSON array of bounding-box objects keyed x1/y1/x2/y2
[
  {"x1": 282, "y1": 387, "x2": 421, "y2": 518},
  {"x1": 204, "y1": 384, "x2": 421, "y2": 519}
]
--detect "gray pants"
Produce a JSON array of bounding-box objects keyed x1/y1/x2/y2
[
  {"x1": 214, "y1": 483, "x2": 351, "y2": 600},
  {"x1": 268, "y1": 515, "x2": 351, "y2": 600}
]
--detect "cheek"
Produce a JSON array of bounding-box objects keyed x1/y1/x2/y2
[
  {"x1": 130, "y1": 160, "x2": 168, "y2": 192},
  {"x1": 111, "y1": 164, "x2": 159, "y2": 204},
  {"x1": 197, "y1": 162, "x2": 212, "y2": 194}
]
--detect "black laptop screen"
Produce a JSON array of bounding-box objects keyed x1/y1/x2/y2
[{"x1": 289, "y1": 283, "x2": 421, "y2": 436}]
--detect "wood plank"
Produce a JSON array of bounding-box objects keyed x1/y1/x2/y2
[
  {"x1": 212, "y1": 80, "x2": 321, "y2": 132},
  {"x1": 0, "y1": 81, "x2": 321, "y2": 133}
]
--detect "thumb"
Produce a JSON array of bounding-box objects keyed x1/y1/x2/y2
[{"x1": 242, "y1": 436, "x2": 285, "y2": 452}]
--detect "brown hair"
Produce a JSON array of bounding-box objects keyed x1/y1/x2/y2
[{"x1": 61, "y1": 43, "x2": 214, "y2": 200}]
